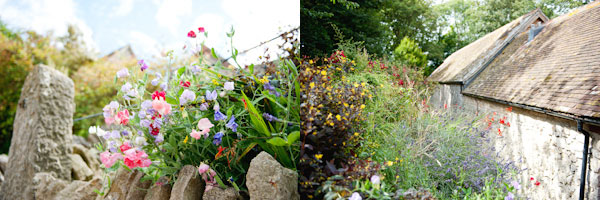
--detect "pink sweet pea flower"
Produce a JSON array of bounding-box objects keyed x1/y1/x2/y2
[
  {"x1": 123, "y1": 149, "x2": 152, "y2": 168},
  {"x1": 187, "y1": 30, "x2": 196, "y2": 38},
  {"x1": 190, "y1": 129, "x2": 202, "y2": 140},
  {"x1": 116, "y1": 109, "x2": 130, "y2": 125},
  {"x1": 198, "y1": 163, "x2": 210, "y2": 174},
  {"x1": 197, "y1": 118, "x2": 214, "y2": 132},
  {"x1": 198, "y1": 27, "x2": 205, "y2": 33},
  {"x1": 152, "y1": 99, "x2": 172, "y2": 115},
  {"x1": 119, "y1": 141, "x2": 131, "y2": 152},
  {"x1": 100, "y1": 151, "x2": 123, "y2": 168}
]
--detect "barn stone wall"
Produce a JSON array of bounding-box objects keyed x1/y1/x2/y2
[
  {"x1": 430, "y1": 83, "x2": 464, "y2": 109},
  {"x1": 463, "y1": 95, "x2": 600, "y2": 199}
]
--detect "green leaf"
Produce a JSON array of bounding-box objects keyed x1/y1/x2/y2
[
  {"x1": 226, "y1": 106, "x2": 234, "y2": 118},
  {"x1": 114, "y1": 75, "x2": 118, "y2": 84},
  {"x1": 267, "y1": 137, "x2": 287, "y2": 146},
  {"x1": 241, "y1": 91, "x2": 270, "y2": 136},
  {"x1": 249, "y1": 64, "x2": 254, "y2": 74},
  {"x1": 177, "y1": 66, "x2": 186, "y2": 78},
  {"x1": 211, "y1": 48, "x2": 218, "y2": 59},
  {"x1": 287, "y1": 131, "x2": 300, "y2": 144},
  {"x1": 166, "y1": 95, "x2": 178, "y2": 105},
  {"x1": 143, "y1": 73, "x2": 148, "y2": 84}
]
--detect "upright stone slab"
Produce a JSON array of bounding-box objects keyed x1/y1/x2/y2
[
  {"x1": 0, "y1": 65, "x2": 75, "y2": 200},
  {"x1": 246, "y1": 151, "x2": 299, "y2": 200}
]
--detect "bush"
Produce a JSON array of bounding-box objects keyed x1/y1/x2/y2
[
  {"x1": 393, "y1": 36, "x2": 427, "y2": 70},
  {"x1": 298, "y1": 50, "x2": 370, "y2": 199}
]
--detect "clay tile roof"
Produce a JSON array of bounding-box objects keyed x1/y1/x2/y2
[
  {"x1": 463, "y1": 1, "x2": 600, "y2": 118},
  {"x1": 428, "y1": 9, "x2": 548, "y2": 83}
]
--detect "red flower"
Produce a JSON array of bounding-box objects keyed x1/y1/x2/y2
[
  {"x1": 399, "y1": 80, "x2": 404, "y2": 86},
  {"x1": 152, "y1": 91, "x2": 166, "y2": 100},
  {"x1": 530, "y1": 177, "x2": 534, "y2": 181},
  {"x1": 499, "y1": 119, "x2": 505, "y2": 125},
  {"x1": 498, "y1": 128, "x2": 502, "y2": 136},
  {"x1": 242, "y1": 98, "x2": 248, "y2": 110},
  {"x1": 506, "y1": 107, "x2": 513, "y2": 112},
  {"x1": 120, "y1": 142, "x2": 131, "y2": 152},
  {"x1": 198, "y1": 27, "x2": 205, "y2": 33},
  {"x1": 507, "y1": 122, "x2": 511, "y2": 127},
  {"x1": 187, "y1": 30, "x2": 196, "y2": 38},
  {"x1": 444, "y1": 103, "x2": 447, "y2": 109},
  {"x1": 179, "y1": 80, "x2": 191, "y2": 87},
  {"x1": 215, "y1": 146, "x2": 226, "y2": 160},
  {"x1": 535, "y1": 181, "x2": 540, "y2": 186}
]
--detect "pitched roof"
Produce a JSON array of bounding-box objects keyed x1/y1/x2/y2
[
  {"x1": 428, "y1": 9, "x2": 548, "y2": 83},
  {"x1": 463, "y1": 1, "x2": 600, "y2": 118}
]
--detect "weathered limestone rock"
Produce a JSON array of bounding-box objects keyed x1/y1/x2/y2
[
  {"x1": 0, "y1": 65, "x2": 75, "y2": 200},
  {"x1": 74, "y1": 134, "x2": 92, "y2": 148},
  {"x1": 169, "y1": 165, "x2": 205, "y2": 200},
  {"x1": 144, "y1": 177, "x2": 172, "y2": 200},
  {"x1": 33, "y1": 172, "x2": 102, "y2": 200},
  {"x1": 103, "y1": 168, "x2": 143, "y2": 200},
  {"x1": 0, "y1": 171, "x2": 4, "y2": 185},
  {"x1": 70, "y1": 154, "x2": 94, "y2": 181},
  {"x1": 202, "y1": 187, "x2": 240, "y2": 200},
  {"x1": 73, "y1": 143, "x2": 102, "y2": 172},
  {"x1": 125, "y1": 170, "x2": 152, "y2": 200},
  {"x1": 246, "y1": 152, "x2": 299, "y2": 200},
  {"x1": 0, "y1": 154, "x2": 7, "y2": 173}
]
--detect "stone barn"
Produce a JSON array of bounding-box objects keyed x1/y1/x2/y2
[{"x1": 429, "y1": 2, "x2": 600, "y2": 199}]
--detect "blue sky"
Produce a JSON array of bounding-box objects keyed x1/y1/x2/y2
[{"x1": 0, "y1": 0, "x2": 299, "y2": 65}]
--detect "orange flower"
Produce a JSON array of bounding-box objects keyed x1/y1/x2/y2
[
  {"x1": 215, "y1": 146, "x2": 226, "y2": 160},
  {"x1": 506, "y1": 107, "x2": 513, "y2": 112}
]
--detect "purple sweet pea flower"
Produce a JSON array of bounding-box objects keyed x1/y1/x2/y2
[
  {"x1": 117, "y1": 68, "x2": 129, "y2": 78},
  {"x1": 190, "y1": 64, "x2": 202, "y2": 74},
  {"x1": 205, "y1": 90, "x2": 217, "y2": 101},
  {"x1": 140, "y1": 119, "x2": 152, "y2": 128},
  {"x1": 121, "y1": 130, "x2": 130, "y2": 136},
  {"x1": 138, "y1": 59, "x2": 148, "y2": 71},
  {"x1": 213, "y1": 132, "x2": 224, "y2": 145},
  {"x1": 199, "y1": 102, "x2": 209, "y2": 111},
  {"x1": 214, "y1": 110, "x2": 227, "y2": 121},
  {"x1": 226, "y1": 115, "x2": 238, "y2": 132},
  {"x1": 180, "y1": 89, "x2": 196, "y2": 105},
  {"x1": 505, "y1": 192, "x2": 514, "y2": 200},
  {"x1": 155, "y1": 133, "x2": 164, "y2": 143}
]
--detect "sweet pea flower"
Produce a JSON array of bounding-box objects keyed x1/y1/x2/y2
[
  {"x1": 213, "y1": 103, "x2": 220, "y2": 111},
  {"x1": 199, "y1": 102, "x2": 209, "y2": 111},
  {"x1": 140, "y1": 119, "x2": 151, "y2": 128},
  {"x1": 190, "y1": 129, "x2": 203, "y2": 140},
  {"x1": 117, "y1": 68, "x2": 129, "y2": 78},
  {"x1": 152, "y1": 99, "x2": 172, "y2": 115},
  {"x1": 179, "y1": 80, "x2": 191, "y2": 88},
  {"x1": 213, "y1": 132, "x2": 224, "y2": 145},
  {"x1": 120, "y1": 141, "x2": 131, "y2": 152},
  {"x1": 205, "y1": 90, "x2": 217, "y2": 101},
  {"x1": 135, "y1": 136, "x2": 146, "y2": 146},
  {"x1": 226, "y1": 115, "x2": 238, "y2": 132},
  {"x1": 138, "y1": 59, "x2": 148, "y2": 71},
  {"x1": 123, "y1": 149, "x2": 152, "y2": 168},
  {"x1": 190, "y1": 64, "x2": 201, "y2": 74},
  {"x1": 187, "y1": 30, "x2": 196, "y2": 38},
  {"x1": 155, "y1": 133, "x2": 164, "y2": 143},
  {"x1": 100, "y1": 151, "x2": 123, "y2": 168},
  {"x1": 180, "y1": 89, "x2": 196, "y2": 105},
  {"x1": 511, "y1": 180, "x2": 521, "y2": 190},
  {"x1": 89, "y1": 126, "x2": 106, "y2": 138},
  {"x1": 152, "y1": 91, "x2": 166, "y2": 101},
  {"x1": 103, "y1": 101, "x2": 119, "y2": 125},
  {"x1": 116, "y1": 109, "x2": 130, "y2": 125},
  {"x1": 214, "y1": 110, "x2": 227, "y2": 121},
  {"x1": 198, "y1": 163, "x2": 210, "y2": 174},
  {"x1": 349, "y1": 192, "x2": 362, "y2": 200},
  {"x1": 371, "y1": 175, "x2": 380, "y2": 186},
  {"x1": 198, "y1": 27, "x2": 205, "y2": 33},
  {"x1": 224, "y1": 82, "x2": 234, "y2": 91},
  {"x1": 197, "y1": 118, "x2": 214, "y2": 132}
]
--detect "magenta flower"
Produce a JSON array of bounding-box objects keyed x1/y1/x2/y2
[
  {"x1": 123, "y1": 149, "x2": 152, "y2": 168},
  {"x1": 100, "y1": 151, "x2": 123, "y2": 168},
  {"x1": 198, "y1": 27, "x2": 205, "y2": 33},
  {"x1": 187, "y1": 30, "x2": 196, "y2": 38}
]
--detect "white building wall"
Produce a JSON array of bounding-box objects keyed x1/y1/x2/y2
[
  {"x1": 463, "y1": 96, "x2": 600, "y2": 199},
  {"x1": 430, "y1": 83, "x2": 464, "y2": 109}
]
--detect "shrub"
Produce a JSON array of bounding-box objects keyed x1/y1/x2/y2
[
  {"x1": 393, "y1": 36, "x2": 427, "y2": 69},
  {"x1": 298, "y1": 51, "x2": 370, "y2": 199}
]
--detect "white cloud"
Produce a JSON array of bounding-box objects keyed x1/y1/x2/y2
[
  {"x1": 129, "y1": 30, "x2": 161, "y2": 58},
  {"x1": 0, "y1": 0, "x2": 98, "y2": 53},
  {"x1": 112, "y1": 0, "x2": 135, "y2": 17},
  {"x1": 155, "y1": 0, "x2": 192, "y2": 37}
]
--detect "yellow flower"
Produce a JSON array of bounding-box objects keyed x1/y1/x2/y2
[
  {"x1": 212, "y1": 79, "x2": 219, "y2": 85},
  {"x1": 386, "y1": 161, "x2": 393, "y2": 166},
  {"x1": 395, "y1": 157, "x2": 399, "y2": 161},
  {"x1": 310, "y1": 82, "x2": 315, "y2": 88},
  {"x1": 361, "y1": 82, "x2": 366, "y2": 87},
  {"x1": 360, "y1": 104, "x2": 366, "y2": 109},
  {"x1": 329, "y1": 122, "x2": 334, "y2": 126},
  {"x1": 321, "y1": 70, "x2": 327, "y2": 76},
  {"x1": 336, "y1": 114, "x2": 341, "y2": 121},
  {"x1": 354, "y1": 132, "x2": 359, "y2": 136},
  {"x1": 343, "y1": 103, "x2": 349, "y2": 107},
  {"x1": 309, "y1": 60, "x2": 314, "y2": 64},
  {"x1": 315, "y1": 154, "x2": 323, "y2": 160},
  {"x1": 183, "y1": 135, "x2": 189, "y2": 144}
]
